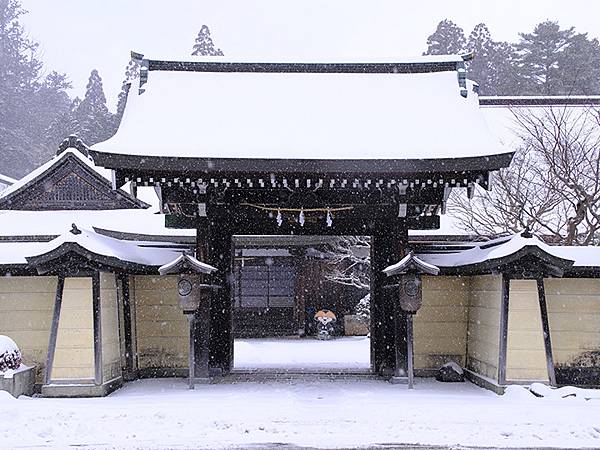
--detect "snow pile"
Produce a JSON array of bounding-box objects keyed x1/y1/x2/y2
[
  {"x1": 503, "y1": 383, "x2": 600, "y2": 401},
  {"x1": 530, "y1": 382, "x2": 600, "y2": 400},
  {"x1": 0, "y1": 390, "x2": 17, "y2": 403},
  {"x1": 0, "y1": 335, "x2": 22, "y2": 375}
]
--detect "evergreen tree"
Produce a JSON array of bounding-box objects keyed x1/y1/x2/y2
[
  {"x1": 45, "y1": 97, "x2": 82, "y2": 152},
  {"x1": 515, "y1": 21, "x2": 587, "y2": 95},
  {"x1": 424, "y1": 19, "x2": 466, "y2": 55},
  {"x1": 191, "y1": 25, "x2": 224, "y2": 56},
  {"x1": 466, "y1": 23, "x2": 519, "y2": 95},
  {"x1": 0, "y1": 0, "x2": 71, "y2": 177},
  {"x1": 551, "y1": 31, "x2": 600, "y2": 95},
  {"x1": 75, "y1": 69, "x2": 115, "y2": 145}
]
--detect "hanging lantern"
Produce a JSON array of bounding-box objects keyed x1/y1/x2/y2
[
  {"x1": 276, "y1": 209, "x2": 283, "y2": 227},
  {"x1": 299, "y1": 209, "x2": 305, "y2": 226}
]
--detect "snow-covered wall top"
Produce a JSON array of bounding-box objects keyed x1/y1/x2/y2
[
  {"x1": 92, "y1": 59, "x2": 508, "y2": 162},
  {"x1": 479, "y1": 97, "x2": 600, "y2": 150}
]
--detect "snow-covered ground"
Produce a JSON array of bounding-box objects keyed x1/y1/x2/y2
[
  {"x1": 1, "y1": 337, "x2": 600, "y2": 449},
  {"x1": 2, "y1": 378, "x2": 600, "y2": 449},
  {"x1": 234, "y1": 336, "x2": 371, "y2": 371}
]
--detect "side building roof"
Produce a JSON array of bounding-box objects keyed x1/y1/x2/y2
[{"x1": 0, "y1": 140, "x2": 149, "y2": 211}]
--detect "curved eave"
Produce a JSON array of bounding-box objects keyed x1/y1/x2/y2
[
  {"x1": 25, "y1": 242, "x2": 156, "y2": 274},
  {"x1": 89, "y1": 150, "x2": 515, "y2": 175},
  {"x1": 435, "y1": 245, "x2": 575, "y2": 276}
]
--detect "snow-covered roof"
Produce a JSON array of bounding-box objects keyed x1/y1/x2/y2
[
  {"x1": 383, "y1": 252, "x2": 440, "y2": 276},
  {"x1": 0, "y1": 148, "x2": 110, "y2": 200},
  {"x1": 24, "y1": 226, "x2": 184, "y2": 271},
  {"x1": 0, "y1": 209, "x2": 194, "y2": 238},
  {"x1": 91, "y1": 56, "x2": 509, "y2": 169},
  {"x1": 158, "y1": 253, "x2": 217, "y2": 275},
  {"x1": 417, "y1": 232, "x2": 600, "y2": 272}
]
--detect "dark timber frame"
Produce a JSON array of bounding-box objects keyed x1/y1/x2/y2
[
  {"x1": 536, "y1": 278, "x2": 556, "y2": 386},
  {"x1": 117, "y1": 274, "x2": 136, "y2": 380},
  {"x1": 92, "y1": 272, "x2": 102, "y2": 385},
  {"x1": 45, "y1": 275, "x2": 65, "y2": 383},
  {"x1": 498, "y1": 275, "x2": 510, "y2": 385}
]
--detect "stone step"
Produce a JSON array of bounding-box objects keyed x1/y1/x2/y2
[{"x1": 216, "y1": 370, "x2": 382, "y2": 383}]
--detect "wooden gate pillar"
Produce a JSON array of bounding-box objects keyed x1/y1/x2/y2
[
  {"x1": 197, "y1": 220, "x2": 233, "y2": 375},
  {"x1": 370, "y1": 226, "x2": 408, "y2": 376}
]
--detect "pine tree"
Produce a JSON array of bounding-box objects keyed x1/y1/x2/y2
[
  {"x1": 516, "y1": 21, "x2": 577, "y2": 95},
  {"x1": 191, "y1": 25, "x2": 224, "y2": 56},
  {"x1": 45, "y1": 97, "x2": 82, "y2": 152},
  {"x1": 424, "y1": 19, "x2": 466, "y2": 55},
  {"x1": 553, "y1": 32, "x2": 600, "y2": 95},
  {"x1": 466, "y1": 23, "x2": 519, "y2": 95}
]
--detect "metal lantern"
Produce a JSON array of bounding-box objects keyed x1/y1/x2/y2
[
  {"x1": 383, "y1": 251, "x2": 439, "y2": 389},
  {"x1": 159, "y1": 253, "x2": 218, "y2": 389},
  {"x1": 398, "y1": 273, "x2": 423, "y2": 313},
  {"x1": 176, "y1": 273, "x2": 216, "y2": 312}
]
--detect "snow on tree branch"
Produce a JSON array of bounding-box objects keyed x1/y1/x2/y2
[{"x1": 322, "y1": 236, "x2": 371, "y2": 290}]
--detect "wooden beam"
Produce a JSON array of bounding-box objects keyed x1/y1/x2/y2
[
  {"x1": 194, "y1": 297, "x2": 211, "y2": 380},
  {"x1": 197, "y1": 221, "x2": 233, "y2": 375},
  {"x1": 537, "y1": 278, "x2": 557, "y2": 386},
  {"x1": 498, "y1": 275, "x2": 510, "y2": 385},
  {"x1": 186, "y1": 312, "x2": 196, "y2": 389},
  {"x1": 45, "y1": 275, "x2": 65, "y2": 384},
  {"x1": 371, "y1": 225, "x2": 407, "y2": 377},
  {"x1": 92, "y1": 272, "x2": 103, "y2": 386},
  {"x1": 406, "y1": 313, "x2": 415, "y2": 389},
  {"x1": 118, "y1": 274, "x2": 135, "y2": 380}
]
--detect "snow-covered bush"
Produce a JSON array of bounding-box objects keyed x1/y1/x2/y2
[
  {"x1": 355, "y1": 293, "x2": 370, "y2": 325},
  {"x1": 0, "y1": 335, "x2": 22, "y2": 373}
]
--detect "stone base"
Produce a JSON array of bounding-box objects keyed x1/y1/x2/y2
[
  {"x1": 464, "y1": 369, "x2": 505, "y2": 395},
  {"x1": 0, "y1": 365, "x2": 36, "y2": 397},
  {"x1": 388, "y1": 376, "x2": 408, "y2": 385},
  {"x1": 42, "y1": 376, "x2": 123, "y2": 398}
]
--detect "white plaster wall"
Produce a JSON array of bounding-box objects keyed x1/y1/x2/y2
[
  {"x1": 414, "y1": 276, "x2": 469, "y2": 369},
  {"x1": 132, "y1": 275, "x2": 188, "y2": 369},
  {"x1": 0, "y1": 276, "x2": 56, "y2": 383},
  {"x1": 466, "y1": 275, "x2": 502, "y2": 381}
]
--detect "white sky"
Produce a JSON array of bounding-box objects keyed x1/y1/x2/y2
[{"x1": 20, "y1": 0, "x2": 600, "y2": 110}]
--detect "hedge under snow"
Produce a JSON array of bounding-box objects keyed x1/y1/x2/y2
[{"x1": 0, "y1": 335, "x2": 22, "y2": 373}]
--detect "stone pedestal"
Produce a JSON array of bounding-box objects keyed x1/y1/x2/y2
[{"x1": 0, "y1": 365, "x2": 36, "y2": 397}]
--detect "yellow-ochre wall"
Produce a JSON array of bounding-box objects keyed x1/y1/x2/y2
[
  {"x1": 0, "y1": 276, "x2": 56, "y2": 383},
  {"x1": 414, "y1": 276, "x2": 469, "y2": 369},
  {"x1": 132, "y1": 275, "x2": 188, "y2": 369},
  {"x1": 545, "y1": 278, "x2": 600, "y2": 368},
  {"x1": 100, "y1": 272, "x2": 122, "y2": 382},
  {"x1": 506, "y1": 280, "x2": 548, "y2": 381},
  {"x1": 466, "y1": 275, "x2": 502, "y2": 381},
  {"x1": 51, "y1": 277, "x2": 94, "y2": 380}
]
